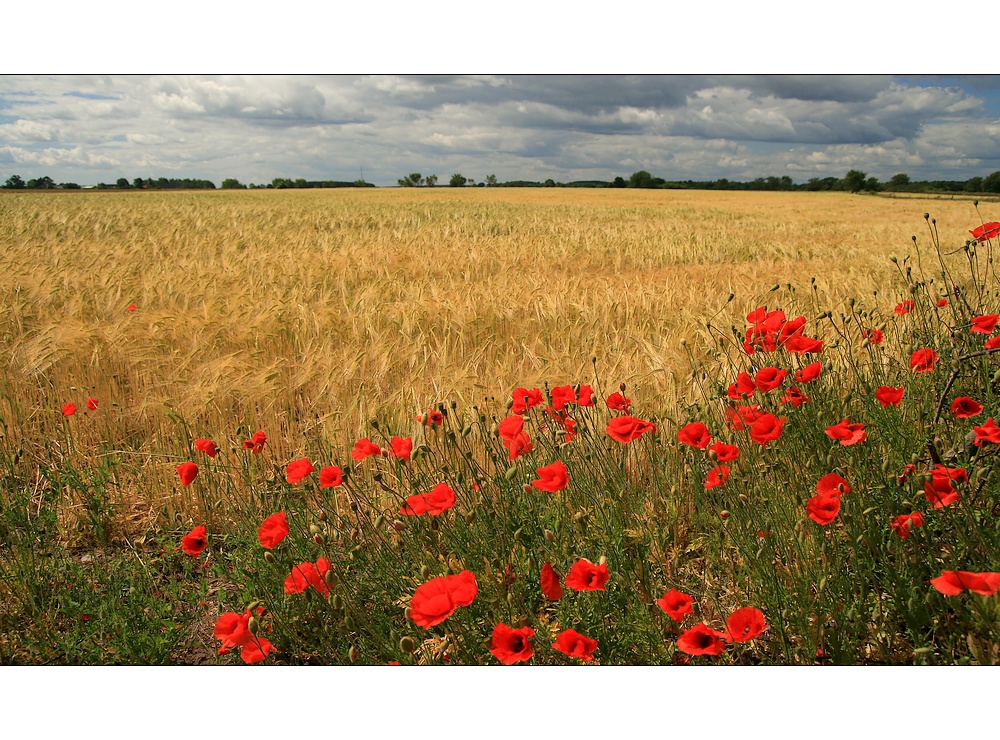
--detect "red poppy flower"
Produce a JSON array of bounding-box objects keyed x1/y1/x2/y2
[
  {"x1": 577, "y1": 385, "x2": 595, "y2": 406},
  {"x1": 285, "y1": 457, "x2": 315, "y2": 484},
  {"x1": 677, "y1": 421, "x2": 712, "y2": 449},
  {"x1": 390, "y1": 436, "x2": 413, "y2": 460},
  {"x1": 415, "y1": 408, "x2": 444, "y2": 426},
  {"x1": 875, "y1": 386, "x2": 904, "y2": 408},
  {"x1": 806, "y1": 494, "x2": 840, "y2": 525},
  {"x1": 924, "y1": 478, "x2": 960, "y2": 509},
  {"x1": 351, "y1": 438, "x2": 382, "y2": 461},
  {"x1": 242, "y1": 430, "x2": 267, "y2": 454},
  {"x1": 86, "y1": 397, "x2": 99, "y2": 411},
  {"x1": 783, "y1": 335, "x2": 824, "y2": 355},
  {"x1": 258, "y1": 511, "x2": 289, "y2": 549},
  {"x1": 499, "y1": 414, "x2": 534, "y2": 460},
  {"x1": 194, "y1": 438, "x2": 218, "y2": 457},
  {"x1": 704, "y1": 465, "x2": 730, "y2": 490},
  {"x1": 754, "y1": 367, "x2": 787, "y2": 392},
  {"x1": 726, "y1": 404, "x2": 762, "y2": 431},
  {"x1": 606, "y1": 391, "x2": 632, "y2": 412},
  {"x1": 552, "y1": 628, "x2": 598, "y2": 662},
  {"x1": 894, "y1": 300, "x2": 915, "y2": 315},
  {"x1": 970, "y1": 222, "x2": 1000, "y2": 242},
  {"x1": 215, "y1": 609, "x2": 274, "y2": 664},
  {"x1": 825, "y1": 418, "x2": 867, "y2": 446},
  {"x1": 657, "y1": 588, "x2": 694, "y2": 622},
  {"x1": 540, "y1": 562, "x2": 563, "y2": 601},
  {"x1": 749, "y1": 413, "x2": 785, "y2": 445},
  {"x1": 176, "y1": 461, "x2": 198, "y2": 486},
  {"x1": 532, "y1": 460, "x2": 569, "y2": 492},
  {"x1": 974, "y1": 418, "x2": 1000, "y2": 446},
  {"x1": 726, "y1": 372, "x2": 756, "y2": 400},
  {"x1": 933, "y1": 464, "x2": 968, "y2": 484},
  {"x1": 181, "y1": 525, "x2": 208, "y2": 557},
  {"x1": 62, "y1": 402, "x2": 76, "y2": 417},
  {"x1": 890, "y1": 512, "x2": 924, "y2": 539},
  {"x1": 708, "y1": 442, "x2": 740, "y2": 462},
  {"x1": 606, "y1": 415, "x2": 656, "y2": 443},
  {"x1": 897, "y1": 463, "x2": 916, "y2": 486},
  {"x1": 930, "y1": 570, "x2": 1000, "y2": 597},
  {"x1": 677, "y1": 623, "x2": 728, "y2": 656},
  {"x1": 409, "y1": 570, "x2": 478, "y2": 628},
  {"x1": 565, "y1": 559, "x2": 610, "y2": 591},
  {"x1": 865, "y1": 329, "x2": 883, "y2": 345},
  {"x1": 725, "y1": 607, "x2": 767, "y2": 643},
  {"x1": 937, "y1": 298, "x2": 948, "y2": 307},
  {"x1": 511, "y1": 387, "x2": 544, "y2": 414},
  {"x1": 971, "y1": 314, "x2": 1000, "y2": 334},
  {"x1": 910, "y1": 348, "x2": 938, "y2": 373},
  {"x1": 401, "y1": 482, "x2": 457, "y2": 516},
  {"x1": 489, "y1": 623, "x2": 535, "y2": 665},
  {"x1": 127, "y1": 303, "x2": 136, "y2": 312},
  {"x1": 816, "y1": 472, "x2": 849, "y2": 497},
  {"x1": 319, "y1": 465, "x2": 343, "y2": 487},
  {"x1": 951, "y1": 397, "x2": 984, "y2": 418},
  {"x1": 794, "y1": 361, "x2": 822, "y2": 384},
  {"x1": 550, "y1": 385, "x2": 576, "y2": 411},
  {"x1": 778, "y1": 315, "x2": 807, "y2": 344},
  {"x1": 781, "y1": 386, "x2": 809, "y2": 408},
  {"x1": 284, "y1": 557, "x2": 332, "y2": 595},
  {"x1": 987, "y1": 336, "x2": 1000, "y2": 350}
]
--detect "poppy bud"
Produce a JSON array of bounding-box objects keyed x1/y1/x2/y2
[
  {"x1": 348, "y1": 646, "x2": 358, "y2": 662},
  {"x1": 770, "y1": 284, "x2": 780, "y2": 292},
  {"x1": 318, "y1": 510, "x2": 327, "y2": 521},
  {"x1": 738, "y1": 493, "x2": 748, "y2": 503},
  {"x1": 393, "y1": 519, "x2": 406, "y2": 532},
  {"x1": 372, "y1": 472, "x2": 382, "y2": 482},
  {"x1": 461, "y1": 424, "x2": 472, "y2": 437},
  {"x1": 404, "y1": 607, "x2": 412, "y2": 620},
  {"x1": 527, "y1": 556, "x2": 535, "y2": 572},
  {"x1": 263, "y1": 551, "x2": 276, "y2": 564},
  {"x1": 325, "y1": 569, "x2": 337, "y2": 587},
  {"x1": 465, "y1": 510, "x2": 475, "y2": 524},
  {"x1": 344, "y1": 615, "x2": 356, "y2": 631},
  {"x1": 707, "y1": 448, "x2": 718, "y2": 462},
  {"x1": 374, "y1": 515, "x2": 385, "y2": 529},
  {"x1": 247, "y1": 600, "x2": 263, "y2": 612},
  {"x1": 680, "y1": 338, "x2": 687, "y2": 347},
  {"x1": 720, "y1": 510, "x2": 730, "y2": 519},
  {"x1": 247, "y1": 617, "x2": 259, "y2": 635},
  {"x1": 333, "y1": 594, "x2": 344, "y2": 609},
  {"x1": 420, "y1": 564, "x2": 431, "y2": 579},
  {"x1": 504, "y1": 466, "x2": 518, "y2": 481},
  {"x1": 399, "y1": 636, "x2": 416, "y2": 654},
  {"x1": 313, "y1": 534, "x2": 325, "y2": 545},
  {"x1": 370, "y1": 419, "x2": 379, "y2": 429},
  {"x1": 544, "y1": 529, "x2": 556, "y2": 542},
  {"x1": 309, "y1": 524, "x2": 321, "y2": 535},
  {"x1": 598, "y1": 554, "x2": 607, "y2": 566},
  {"x1": 430, "y1": 518, "x2": 439, "y2": 531},
  {"x1": 522, "y1": 484, "x2": 533, "y2": 495}
]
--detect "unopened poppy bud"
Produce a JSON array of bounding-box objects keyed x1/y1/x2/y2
[
  {"x1": 461, "y1": 424, "x2": 472, "y2": 437},
  {"x1": 324, "y1": 569, "x2": 336, "y2": 587},
  {"x1": 848, "y1": 297, "x2": 855, "y2": 307},
  {"x1": 370, "y1": 419, "x2": 379, "y2": 429},
  {"x1": 598, "y1": 555, "x2": 607, "y2": 566},
  {"x1": 333, "y1": 594, "x2": 344, "y2": 609},
  {"x1": 372, "y1": 472, "x2": 382, "y2": 482},
  {"x1": 720, "y1": 510, "x2": 730, "y2": 519},
  {"x1": 247, "y1": 617, "x2": 259, "y2": 635},
  {"x1": 344, "y1": 615, "x2": 356, "y2": 631},
  {"x1": 405, "y1": 607, "x2": 412, "y2": 620},
  {"x1": 770, "y1": 284, "x2": 780, "y2": 291},
  {"x1": 318, "y1": 510, "x2": 327, "y2": 521},
  {"x1": 420, "y1": 564, "x2": 431, "y2": 579},
  {"x1": 393, "y1": 519, "x2": 406, "y2": 532},
  {"x1": 707, "y1": 448, "x2": 718, "y2": 462},
  {"x1": 247, "y1": 600, "x2": 263, "y2": 612},
  {"x1": 374, "y1": 515, "x2": 385, "y2": 529},
  {"x1": 738, "y1": 493, "x2": 748, "y2": 503},
  {"x1": 430, "y1": 518, "x2": 439, "y2": 531},
  {"x1": 680, "y1": 338, "x2": 687, "y2": 347},
  {"x1": 544, "y1": 529, "x2": 556, "y2": 543},
  {"x1": 263, "y1": 551, "x2": 276, "y2": 564},
  {"x1": 309, "y1": 524, "x2": 321, "y2": 535},
  {"x1": 522, "y1": 484, "x2": 533, "y2": 495},
  {"x1": 464, "y1": 510, "x2": 475, "y2": 524},
  {"x1": 313, "y1": 533, "x2": 325, "y2": 545},
  {"x1": 348, "y1": 646, "x2": 358, "y2": 662},
  {"x1": 504, "y1": 466, "x2": 518, "y2": 481},
  {"x1": 399, "y1": 636, "x2": 416, "y2": 654},
  {"x1": 620, "y1": 382, "x2": 626, "y2": 392},
  {"x1": 527, "y1": 556, "x2": 535, "y2": 572}
]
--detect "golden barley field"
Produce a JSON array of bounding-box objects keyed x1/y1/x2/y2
[{"x1": 0, "y1": 187, "x2": 987, "y2": 523}]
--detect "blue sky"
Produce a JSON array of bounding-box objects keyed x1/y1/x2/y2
[{"x1": 2, "y1": 75, "x2": 998, "y2": 187}]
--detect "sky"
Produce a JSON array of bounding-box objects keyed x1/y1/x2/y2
[{"x1": 2, "y1": 74, "x2": 999, "y2": 188}]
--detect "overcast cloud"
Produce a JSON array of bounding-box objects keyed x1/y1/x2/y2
[{"x1": 1, "y1": 74, "x2": 998, "y2": 186}]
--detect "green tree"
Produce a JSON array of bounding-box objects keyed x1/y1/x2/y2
[
  {"x1": 983, "y1": 171, "x2": 1000, "y2": 193},
  {"x1": 425, "y1": 174, "x2": 438, "y2": 187},
  {"x1": 221, "y1": 178, "x2": 246, "y2": 189},
  {"x1": 544, "y1": 178, "x2": 556, "y2": 188},
  {"x1": 485, "y1": 174, "x2": 497, "y2": 187},
  {"x1": 3, "y1": 174, "x2": 25, "y2": 189},
  {"x1": 398, "y1": 172, "x2": 424, "y2": 187},
  {"x1": 271, "y1": 177, "x2": 293, "y2": 189},
  {"x1": 133, "y1": 177, "x2": 145, "y2": 189},
  {"x1": 865, "y1": 176, "x2": 881, "y2": 193},
  {"x1": 26, "y1": 176, "x2": 55, "y2": 189},
  {"x1": 888, "y1": 173, "x2": 910, "y2": 188},
  {"x1": 965, "y1": 177, "x2": 983, "y2": 193},
  {"x1": 611, "y1": 176, "x2": 626, "y2": 188},
  {"x1": 116, "y1": 177, "x2": 130, "y2": 189},
  {"x1": 844, "y1": 169, "x2": 867, "y2": 193},
  {"x1": 449, "y1": 173, "x2": 467, "y2": 187},
  {"x1": 629, "y1": 170, "x2": 654, "y2": 188}
]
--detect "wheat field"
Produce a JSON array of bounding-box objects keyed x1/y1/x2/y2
[{"x1": 0, "y1": 187, "x2": 985, "y2": 520}]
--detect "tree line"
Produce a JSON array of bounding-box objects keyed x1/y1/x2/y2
[{"x1": 5, "y1": 169, "x2": 1000, "y2": 194}]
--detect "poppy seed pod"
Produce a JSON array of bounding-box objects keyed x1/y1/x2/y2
[{"x1": 399, "y1": 636, "x2": 416, "y2": 654}]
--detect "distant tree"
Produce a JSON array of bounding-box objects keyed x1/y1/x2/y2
[
  {"x1": 485, "y1": 174, "x2": 497, "y2": 187},
  {"x1": 984, "y1": 171, "x2": 1000, "y2": 193},
  {"x1": 449, "y1": 173, "x2": 467, "y2": 187},
  {"x1": 271, "y1": 177, "x2": 293, "y2": 189},
  {"x1": 629, "y1": 170, "x2": 654, "y2": 188},
  {"x1": 3, "y1": 174, "x2": 26, "y2": 189},
  {"x1": 221, "y1": 178, "x2": 246, "y2": 189},
  {"x1": 59, "y1": 182, "x2": 81, "y2": 189},
  {"x1": 116, "y1": 177, "x2": 130, "y2": 189},
  {"x1": 844, "y1": 170, "x2": 867, "y2": 193},
  {"x1": 26, "y1": 176, "x2": 56, "y2": 189},
  {"x1": 425, "y1": 174, "x2": 438, "y2": 187},
  {"x1": 865, "y1": 176, "x2": 881, "y2": 193},
  {"x1": 544, "y1": 178, "x2": 556, "y2": 188},
  {"x1": 888, "y1": 173, "x2": 910, "y2": 188},
  {"x1": 611, "y1": 176, "x2": 626, "y2": 188},
  {"x1": 965, "y1": 177, "x2": 983, "y2": 193},
  {"x1": 133, "y1": 177, "x2": 145, "y2": 189}
]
